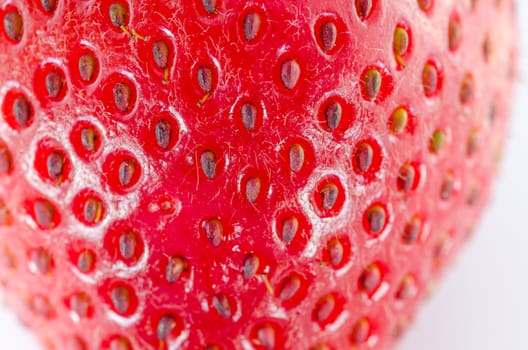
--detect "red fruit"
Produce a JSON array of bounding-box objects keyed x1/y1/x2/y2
[{"x1": 0, "y1": 0, "x2": 517, "y2": 349}]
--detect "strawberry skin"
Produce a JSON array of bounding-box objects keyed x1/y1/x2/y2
[{"x1": 0, "y1": 0, "x2": 517, "y2": 349}]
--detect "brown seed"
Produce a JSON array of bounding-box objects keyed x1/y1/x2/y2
[
  {"x1": 201, "y1": 0, "x2": 218, "y2": 14},
  {"x1": 319, "y1": 21, "x2": 337, "y2": 52},
  {"x1": 3, "y1": 10, "x2": 23, "y2": 42},
  {"x1": 110, "y1": 285, "x2": 131, "y2": 314},
  {"x1": 241, "y1": 102, "x2": 257, "y2": 131},
  {"x1": 448, "y1": 17, "x2": 462, "y2": 51},
  {"x1": 33, "y1": 200, "x2": 55, "y2": 229},
  {"x1": 0, "y1": 146, "x2": 12, "y2": 174},
  {"x1": 324, "y1": 100, "x2": 342, "y2": 131},
  {"x1": 402, "y1": 216, "x2": 422, "y2": 244},
  {"x1": 320, "y1": 183, "x2": 339, "y2": 210},
  {"x1": 108, "y1": 3, "x2": 127, "y2": 28},
  {"x1": 288, "y1": 144, "x2": 305, "y2": 173},
  {"x1": 366, "y1": 205, "x2": 386, "y2": 234},
  {"x1": 440, "y1": 173, "x2": 455, "y2": 200},
  {"x1": 80, "y1": 128, "x2": 98, "y2": 152},
  {"x1": 393, "y1": 26, "x2": 409, "y2": 66},
  {"x1": 280, "y1": 59, "x2": 301, "y2": 90},
  {"x1": 460, "y1": 74, "x2": 474, "y2": 105},
  {"x1": 350, "y1": 318, "x2": 371, "y2": 344},
  {"x1": 363, "y1": 69, "x2": 382, "y2": 101},
  {"x1": 113, "y1": 82, "x2": 133, "y2": 113},
  {"x1": 157, "y1": 314, "x2": 177, "y2": 340},
  {"x1": 244, "y1": 12, "x2": 262, "y2": 42},
  {"x1": 46, "y1": 151, "x2": 65, "y2": 181},
  {"x1": 355, "y1": 143, "x2": 374, "y2": 173},
  {"x1": 396, "y1": 275, "x2": 417, "y2": 300},
  {"x1": 242, "y1": 253, "x2": 260, "y2": 279},
  {"x1": 83, "y1": 198, "x2": 103, "y2": 224},
  {"x1": 200, "y1": 150, "x2": 217, "y2": 179},
  {"x1": 278, "y1": 275, "x2": 301, "y2": 301},
  {"x1": 423, "y1": 63, "x2": 439, "y2": 96},
  {"x1": 203, "y1": 218, "x2": 223, "y2": 247},
  {"x1": 13, "y1": 95, "x2": 31, "y2": 127},
  {"x1": 359, "y1": 264, "x2": 381, "y2": 294},
  {"x1": 30, "y1": 295, "x2": 54, "y2": 318},
  {"x1": 155, "y1": 119, "x2": 172, "y2": 150},
  {"x1": 165, "y1": 255, "x2": 186, "y2": 283},
  {"x1": 417, "y1": 0, "x2": 433, "y2": 12},
  {"x1": 430, "y1": 130, "x2": 445, "y2": 153},
  {"x1": 108, "y1": 337, "x2": 132, "y2": 350},
  {"x1": 118, "y1": 231, "x2": 138, "y2": 260},
  {"x1": 0, "y1": 201, "x2": 11, "y2": 226},
  {"x1": 152, "y1": 40, "x2": 169, "y2": 69},
  {"x1": 78, "y1": 53, "x2": 97, "y2": 82},
  {"x1": 45, "y1": 70, "x2": 64, "y2": 99},
  {"x1": 355, "y1": 0, "x2": 373, "y2": 20},
  {"x1": 397, "y1": 163, "x2": 416, "y2": 192},
  {"x1": 256, "y1": 324, "x2": 276, "y2": 350},
  {"x1": 390, "y1": 107, "x2": 408, "y2": 134},
  {"x1": 77, "y1": 250, "x2": 95, "y2": 273},
  {"x1": 118, "y1": 159, "x2": 136, "y2": 187},
  {"x1": 467, "y1": 129, "x2": 480, "y2": 156},
  {"x1": 69, "y1": 293, "x2": 91, "y2": 318},
  {"x1": 40, "y1": 0, "x2": 57, "y2": 13},
  {"x1": 212, "y1": 293, "x2": 231, "y2": 318},
  {"x1": 30, "y1": 248, "x2": 53, "y2": 275},
  {"x1": 197, "y1": 66, "x2": 213, "y2": 93},
  {"x1": 281, "y1": 216, "x2": 299, "y2": 243},
  {"x1": 245, "y1": 176, "x2": 261, "y2": 203},
  {"x1": 314, "y1": 294, "x2": 336, "y2": 324},
  {"x1": 327, "y1": 238, "x2": 344, "y2": 267}
]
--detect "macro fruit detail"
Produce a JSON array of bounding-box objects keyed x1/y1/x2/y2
[{"x1": 0, "y1": 0, "x2": 517, "y2": 349}]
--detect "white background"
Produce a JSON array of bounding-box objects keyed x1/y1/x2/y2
[{"x1": 0, "y1": 3, "x2": 527, "y2": 350}]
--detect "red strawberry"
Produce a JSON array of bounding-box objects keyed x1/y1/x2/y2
[{"x1": 0, "y1": 0, "x2": 517, "y2": 349}]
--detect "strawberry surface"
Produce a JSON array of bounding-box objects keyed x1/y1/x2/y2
[{"x1": 0, "y1": 0, "x2": 517, "y2": 349}]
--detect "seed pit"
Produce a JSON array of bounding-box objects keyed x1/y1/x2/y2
[
  {"x1": 280, "y1": 216, "x2": 299, "y2": 244},
  {"x1": 13, "y1": 95, "x2": 31, "y2": 127},
  {"x1": 288, "y1": 144, "x2": 305, "y2": 173},
  {"x1": 253, "y1": 323, "x2": 281, "y2": 350},
  {"x1": 352, "y1": 139, "x2": 383, "y2": 179},
  {"x1": 154, "y1": 119, "x2": 173, "y2": 150},
  {"x1": 103, "y1": 152, "x2": 141, "y2": 193},
  {"x1": 197, "y1": 65, "x2": 213, "y2": 93},
  {"x1": 277, "y1": 274, "x2": 306, "y2": 307},
  {"x1": 113, "y1": 83, "x2": 133, "y2": 113},
  {"x1": 67, "y1": 292, "x2": 93, "y2": 319},
  {"x1": 317, "y1": 20, "x2": 338, "y2": 53},
  {"x1": 313, "y1": 293, "x2": 342, "y2": 328},
  {"x1": 397, "y1": 163, "x2": 419, "y2": 192},
  {"x1": 396, "y1": 275, "x2": 417, "y2": 300}
]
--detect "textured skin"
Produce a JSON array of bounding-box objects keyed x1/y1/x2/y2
[{"x1": 0, "y1": 0, "x2": 517, "y2": 349}]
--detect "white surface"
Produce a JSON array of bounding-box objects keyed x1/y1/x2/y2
[{"x1": 0, "y1": 4, "x2": 527, "y2": 350}]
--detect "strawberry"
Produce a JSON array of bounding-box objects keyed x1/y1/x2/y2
[{"x1": 0, "y1": 0, "x2": 517, "y2": 349}]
